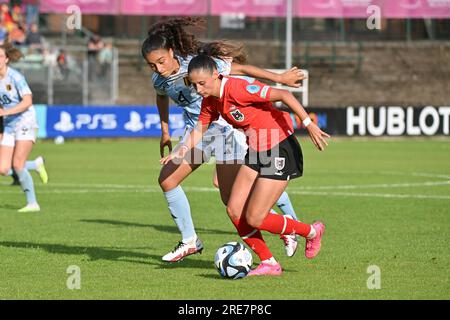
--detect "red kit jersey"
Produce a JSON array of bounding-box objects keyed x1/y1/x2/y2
[{"x1": 198, "y1": 76, "x2": 294, "y2": 151}]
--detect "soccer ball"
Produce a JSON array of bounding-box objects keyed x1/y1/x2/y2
[
  {"x1": 54, "y1": 135, "x2": 65, "y2": 145},
  {"x1": 214, "y1": 242, "x2": 253, "y2": 279}
]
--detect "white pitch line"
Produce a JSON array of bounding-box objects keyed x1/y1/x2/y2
[
  {"x1": 386, "y1": 171, "x2": 450, "y2": 180},
  {"x1": 2, "y1": 178, "x2": 450, "y2": 192},
  {"x1": 298, "y1": 180, "x2": 450, "y2": 190},
  {"x1": 0, "y1": 182, "x2": 155, "y2": 189},
  {"x1": 286, "y1": 190, "x2": 450, "y2": 200},
  {"x1": 2, "y1": 170, "x2": 450, "y2": 189},
  {"x1": 0, "y1": 189, "x2": 155, "y2": 194},
  {"x1": 312, "y1": 170, "x2": 450, "y2": 180},
  {"x1": 2, "y1": 179, "x2": 449, "y2": 191},
  {"x1": 410, "y1": 173, "x2": 450, "y2": 180},
  {"x1": 1, "y1": 187, "x2": 449, "y2": 200},
  {"x1": 38, "y1": 182, "x2": 154, "y2": 189}
]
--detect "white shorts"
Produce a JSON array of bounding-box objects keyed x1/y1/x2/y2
[
  {"x1": 181, "y1": 118, "x2": 248, "y2": 163},
  {"x1": 0, "y1": 119, "x2": 38, "y2": 147}
]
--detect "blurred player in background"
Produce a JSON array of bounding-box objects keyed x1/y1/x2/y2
[
  {"x1": 142, "y1": 17, "x2": 305, "y2": 262},
  {"x1": 163, "y1": 55, "x2": 329, "y2": 275},
  {"x1": 0, "y1": 42, "x2": 44, "y2": 212}
]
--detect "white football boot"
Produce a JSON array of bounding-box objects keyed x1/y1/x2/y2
[
  {"x1": 280, "y1": 215, "x2": 298, "y2": 257},
  {"x1": 18, "y1": 203, "x2": 41, "y2": 213},
  {"x1": 162, "y1": 237, "x2": 204, "y2": 262}
]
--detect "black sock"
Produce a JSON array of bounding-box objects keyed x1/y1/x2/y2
[{"x1": 12, "y1": 171, "x2": 20, "y2": 183}]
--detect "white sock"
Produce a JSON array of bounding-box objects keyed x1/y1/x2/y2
[
  {"x1": 182, "y1": 234, "x2": 197, "y2": 244},
  {"x1": 262, "y1": 257, "x2": 278, "y2": 265},
  {"x1": 307, "y1": 225, "x2": 317, "y2": 239},
  {"x1": 35, "y1": 157, "x2": 44, "y2": 167}
]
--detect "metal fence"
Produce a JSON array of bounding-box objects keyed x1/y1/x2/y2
[
  {"x1": 89, "y1": 15, "x2": 450, "y2": 42},
  {"x1": 11, "y1": 45, "x2": 119, "y2": 106}
]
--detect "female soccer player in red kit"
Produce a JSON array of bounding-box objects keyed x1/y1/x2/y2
[{"x1": 162, "y1": 55, "x2": 330, "y2": 276}]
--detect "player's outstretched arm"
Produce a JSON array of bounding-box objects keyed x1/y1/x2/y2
[
  {"x1": 0, "y1": 95, "x2": 32, "y2": 117},
  {"x1": 231, "y1": 64, "x2": 306, "y2": 88},
  {"x1": 159, "y1": 121, "x2": 209, "y2": 165},
  {"x1": 270, "y1": 88, "x2": 330, "y2": 151},
  {"x1": 156, "y1": 94, "x2": 172, "y2": 158}
]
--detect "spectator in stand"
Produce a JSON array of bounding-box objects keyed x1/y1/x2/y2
[
  {"x1": 23, "y1": 0, "x2": 40, "y2": 29},
  {"x1": 11, "y1": 4, "x2": 24, "y2": 27},
  {"x1": 98, "y1": 42, "x2": 113, "y2": 79},
  {"x1": 25, "y1": 23, "x2": 42, "y2": 52},
  {"x1": 0, "y1": 23, "x2": 8, "y2": 45},
  {"x1": 1, "y1": 4, "x2": 15, "y2": 33},
  {"x1": 57, "y1": 49, "x2": 69, "y2": 80},
  {"x1": 9, "y1": 23, "x2": 26, "y2": 47},
  {"x1": 87, "y1": 34, "x2": 104, "y2": 80}
]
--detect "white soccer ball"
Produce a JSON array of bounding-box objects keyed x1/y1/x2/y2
[
  {"x1": 54, "y1": 135, "x2": 65, "y2": 145},
  {"x1": 214, "y1": 242, "x2": 253, "y2": 279}
]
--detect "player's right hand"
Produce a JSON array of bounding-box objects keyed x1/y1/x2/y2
[
  {"x1": 160, "y1": 133, "x2": 173, "y2": 158},
  {"x1": 280, "y1": 67, "x2": 307, "y2": 88}
]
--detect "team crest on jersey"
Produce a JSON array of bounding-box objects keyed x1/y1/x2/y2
[
  {"x1": 230, "y1": 109, "x2": 244, "y2": 122},
  {"x1": 6, "y1": 84, "x2": 11, "y2": 91},
  {"x1": 246, "y1": 84, "x2": 260, "y2": 94},
  {"x1": 274, "y1": 157, "x2": 286, "y2": 171}
]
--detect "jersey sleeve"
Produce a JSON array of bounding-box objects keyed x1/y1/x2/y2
[
  {"x1": 151, "y1": 74, "x2": 167, "y2": 96},
  {"x1": 13, "y1": 73, "x2": 32, "y2": 98},
  {"x1": 230, "y1": 79, "x2": 272, "y2": 106},
  {"x1": 154, "y1": 85, "x2": 167, "y2": 96},
  {"x1": 214, "y1": 57, "x2": 232, "y2": 76},
  {"x1": 198, "y1": 98, "x2": 219, "y2": 126}
]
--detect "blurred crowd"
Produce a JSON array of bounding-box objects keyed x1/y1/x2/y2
[
  {"x1": 0, "y1": 2, "x2": 113, "y2": 81},
  {"x1": 0, "y1": 2, "x2": 41, "y2": 48}
]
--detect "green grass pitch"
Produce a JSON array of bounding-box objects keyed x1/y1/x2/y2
[{"x1": 0, "y1": 137, "x2": 449, "y2": 299}]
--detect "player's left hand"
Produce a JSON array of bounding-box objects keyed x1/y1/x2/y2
[
  {"x1": 306, "y1": 122, "x2": 330, "y2": 151},
  {"x1": 160, "y1": 154, "x2": 174, "y2": 165},
  {"x1": 159, "y1": 145, "x2": 189, "y2": 165},
  {"x1": 280, "y1": 67, "x2": 307, "y2": 88}
]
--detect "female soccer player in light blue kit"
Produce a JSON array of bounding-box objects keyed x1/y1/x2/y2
[
  {"x1": 0, "y1": 42, "x2": 41, "y2": 212},
  {"x1": 142, "y1": 18, "x2": 305, "y2": 262},
  {"x1": 0, "y1": 117, "x2": 48, "y2": 187}
]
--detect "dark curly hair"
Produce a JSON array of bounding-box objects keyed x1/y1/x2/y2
[
  {"x1": 141, "y1": 18, "x2": 247, "y2": 64},
  {"x1": 142, "y1": 17, "x2": 202, "y2": 59}
]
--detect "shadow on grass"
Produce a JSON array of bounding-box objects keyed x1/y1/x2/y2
[
  {"x1": 0, "y1": 204, "x2": 20, "y2": 211},
  {"x1": 79, "y1": 219, "x2": 235, "y2": 236},
  {"x1": 197, "y1": 273, "x2": 229, "y2": 280},
  {"x1": 0, "y1": 241, "x2": 213, "y2": 270},
  {"x1": 197, "y1": 266, "x2": 299, "y2": 280}
]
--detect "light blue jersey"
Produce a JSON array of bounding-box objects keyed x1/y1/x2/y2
[
  {"x1": 152, "y1": 55, "x2": 232, "y2": 129},
  {"x1": 0, "y1": 67, "x2": 34, "y2": 127}
]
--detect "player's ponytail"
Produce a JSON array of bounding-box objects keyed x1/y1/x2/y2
[
  {"x1": 198, "y1": 40, "x2": 247, "y2": 64},
  {"x1": 142, "y1": 17, "x2": 203, "y2": 59},
  {"x1": 0, "y1": 42, "x2": 24, "y2": 63}
]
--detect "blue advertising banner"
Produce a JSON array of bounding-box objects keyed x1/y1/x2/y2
[
  {"x1": 35, "y1": 105, "x2": 449, "y2": 139},
  {"x1": 45, "y1": 105, "x2": 186, "y2": 138}
]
